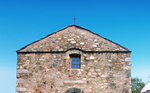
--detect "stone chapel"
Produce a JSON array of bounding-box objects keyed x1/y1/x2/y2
[{"x1": 16, "y1": 25, "x2": 131, "y2": 93}]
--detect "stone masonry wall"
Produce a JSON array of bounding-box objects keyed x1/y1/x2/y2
[
  {"x1": 18, "y1": 26, "x2": 128, "y2": 52},
  {"x1": 17, "y1": 25, "x2": 131, "y2": 93},
  {"x1": 16, "y1": 50, "x2": 131, "y2": 93}
]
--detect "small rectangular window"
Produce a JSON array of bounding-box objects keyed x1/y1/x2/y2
[{"x1": 70, "y1": 54, "x2": 80, "y2": 69}]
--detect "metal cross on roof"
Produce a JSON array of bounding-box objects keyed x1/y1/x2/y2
[{"x1": 73, "y1": 16, "x2": 76, "y2": 25}]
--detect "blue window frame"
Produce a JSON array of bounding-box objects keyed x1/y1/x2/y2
[{"x1": 70, "y1": 54, "x2": 80, "y2": 69}]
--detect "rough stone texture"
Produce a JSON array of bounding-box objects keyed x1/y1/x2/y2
[
  {"x1": 18, "y1": 25, "x2": 129, "y2": 52},
  {"x1": 16, "y1": 25, "x2": 131, "y2": 93}
]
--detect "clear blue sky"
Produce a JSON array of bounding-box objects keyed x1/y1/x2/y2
[{"x1": 0, "y1": 0, "x2": 150, "y2": 92}]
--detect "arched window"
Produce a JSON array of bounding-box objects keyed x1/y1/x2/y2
[
  {"x1": 65, "y1": 88, "x2": 84, "y2": 93},
  {"x1": 70, "y1": 54, "x2": 81, "y2": 69}
]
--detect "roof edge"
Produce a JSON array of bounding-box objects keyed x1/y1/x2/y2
[
  {"x1": 17, "y1": 25, "x2": 75, "y2": 52},
  {"x1": 17, "y1": 25, "x2": 131, "y2": 52},
  {"x1": 17, "y1": 48, "x2": 131, "y2": 54},
  {"x1": 72, "y1": 25, "x2": 130, "y2": 51}
]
